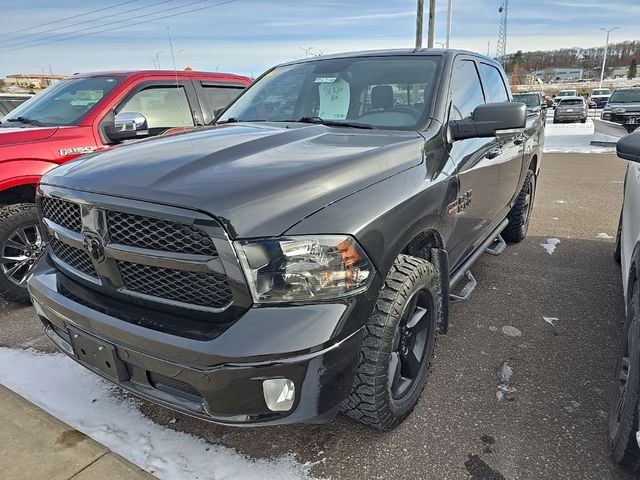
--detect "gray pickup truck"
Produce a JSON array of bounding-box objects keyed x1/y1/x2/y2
[{"x1": 28, "y1": 49, "x2": 543, "y2": 430}]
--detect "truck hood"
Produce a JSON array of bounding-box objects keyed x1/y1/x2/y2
[
  {"x1": 42, "y1": 122, "x2": 425, "y2": 237},
  {"x1": 0, "y1": 125, "x2": 59, "y2": 145}
]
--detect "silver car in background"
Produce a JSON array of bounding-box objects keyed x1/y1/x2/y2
[{"x1": 553, "y1": 96, "x2": 587, "y2": 123}]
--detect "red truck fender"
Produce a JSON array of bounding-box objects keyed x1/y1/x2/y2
[{"x1": 0, "y1": 159, "x2": 59, "y2": 192}]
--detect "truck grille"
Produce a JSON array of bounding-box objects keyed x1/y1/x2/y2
[
  {"x1": 48, "y1": 236, "x2": 98, "y2": 278},
  {"x1": 107, "y1": 211, "x2": 218, "y2": 256},
  {"x1": 41, "y1": 197, "x2": 82, "y2": 232},
  {"x1": 40, "y1": 195, "x2": 232, "y2": 312},
  {"x1": 118, "y1": 261, "x2": 232, "y2": 308}
]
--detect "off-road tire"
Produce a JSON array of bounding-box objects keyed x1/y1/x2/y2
[
  {"x1": 503, "y1": 169, "x2": 536, "y2": 243},
  {"x1": 342, "y1": 254, "x2": 441, "y2": 430},
  {"x1": 0, "y1": 203, "x2": 40, "y2": 303},
  {"x1": 609, "y1": 281, "x2": 640, "y2": 470}
]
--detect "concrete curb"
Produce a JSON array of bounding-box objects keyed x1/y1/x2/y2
[{"x1": 0, "y1": 385, "x2": 155, "y2": 480}]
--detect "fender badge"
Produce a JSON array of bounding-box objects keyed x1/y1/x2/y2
[{"x1": 58, "y1": 146, "x2": 95, "y2": 157}]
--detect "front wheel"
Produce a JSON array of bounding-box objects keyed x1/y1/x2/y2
[
  {"x1": 609, "y1": 282, "x2": 640, "y2": 470},
  {"x1": 342, "y1": 254, "x2": 441, "y2": 430},
  {"x1": 0, "y1": 203, "x2": 45, "y2": 303},
  {"x1": 503, "y1": 169, "x2": 536, "y2": 243}
]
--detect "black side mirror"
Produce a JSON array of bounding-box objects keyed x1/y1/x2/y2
[
  {"x1": 617, "y1": 132, "x2": 640, "y2": 162},
  {"x1": 214, "y1": 107, "x2": 226, "y2": 120},
  {"x1": 449, "y1": 102, "x2": 526, "y2": 141}
]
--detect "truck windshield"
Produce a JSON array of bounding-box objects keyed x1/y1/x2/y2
[
  {"x1": 592, "y1": 89, "x2": 610, "y2": 96},
  {"x1": 557, "y1": 91, "x2": 575, "y2": 97},
  {"x1": 1, "y1": 76, "x2": 122, "y2": 127},
  {"x1": 219, "y1": 56, "x2": 441, "y2": 130},
  {"x1": 609, "y1": 90, "x2": 640, "y2": 104},
  {"x1": 513, "y1": 94, "x2": 540, "y2": 107}
]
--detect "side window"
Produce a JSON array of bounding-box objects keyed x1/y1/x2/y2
[
  {"x1": 478, "y1": 63, "x2": 510, "y2": 103},
  {"x1": 199, "y1": 84, "x2": 245, "y2": 115},
  {"x1": 119, "y1": 86, "x2": 194, "y2": 134},
  {"x1": 450, "y1": 60, "x2": 485, "y2": 121}
]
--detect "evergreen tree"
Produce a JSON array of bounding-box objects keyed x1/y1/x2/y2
[{"x1": 629, "y1": 59, "x2": 637, "y2": 80}]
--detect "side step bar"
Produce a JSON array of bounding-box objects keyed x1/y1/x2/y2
[
  {"x1": 449, "y1": 218, "x2": 508, "y2": 302},
  {"x1": 485, "y1": 234, "x2": 506, "y2": 256}
]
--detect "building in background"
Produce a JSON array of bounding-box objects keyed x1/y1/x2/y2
[
  {"x1": 533, "y1": 67, "x2": 583, "y2": 82},
  {"x1": 2, "y1": 73, "x2": 66, "y2": 91}
]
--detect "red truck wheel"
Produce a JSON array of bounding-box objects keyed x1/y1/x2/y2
[{"x1": 0, "y1": 203, "x2": 45, "y2": 303}]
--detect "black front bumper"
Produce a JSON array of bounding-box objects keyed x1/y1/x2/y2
[{"x1": 28, "y1": 256, "x2": 365, "y2": 426}]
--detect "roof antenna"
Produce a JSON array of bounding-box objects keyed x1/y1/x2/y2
[{"x1": 167, "y1": 26, "x2": 189, "y2": 132}]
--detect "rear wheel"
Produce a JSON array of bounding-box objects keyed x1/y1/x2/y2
[
  {"x1": 0, "y1": 204, "x2": 45, "y2": 303},
  {"x1": 503, "y1": 169, "x2": 536, "y2": 243},
  {"x1": 342, "y1": 254, "x2": 441, "y2": 430},
  {"x1": 609, "y1": 281, "x2": 640, "y2": 470}
]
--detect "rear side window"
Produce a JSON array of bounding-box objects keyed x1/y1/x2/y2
[
  {"x1": 559, "y1": 99, "x2": 583, "y2": 106},
  {"x1": 199, "y1": 84, "x2": 245, "y2": 115},
  {"x1": 478, "y1": 63, "x2": 509, "y2": 103},
  {"x1": 449, "y1": 60, "x2": 485, "y2": 121}
]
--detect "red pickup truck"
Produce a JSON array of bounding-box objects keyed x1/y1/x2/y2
[{"x1": 0, "y1": 70, "x2": 251, "y2": 302}]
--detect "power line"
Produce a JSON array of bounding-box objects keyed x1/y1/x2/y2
[
  {"x1": 3, "y1": 0, "x2": 174, "y2": 46},
  {"x1": 2, "y1": 0, "x2": 215, "y2": 50},
  {"x1": 0, "y1": 0, "x2": 239, "y2": 53},
  {"x1": 0, "y1": 0, "x2": 142, "y2": 38}
]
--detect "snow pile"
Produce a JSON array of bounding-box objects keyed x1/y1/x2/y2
[
  {"x1": 543, "y1": 118, "x2": 615, "y2": 154},
  {"x1": 541, "y1": 238, "x2": 561, "y2": 254},
  {"x1": 0, "y1": 348, "x2": 319, "y2": 480}
]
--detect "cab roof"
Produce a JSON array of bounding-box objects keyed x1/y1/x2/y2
[{"x1": 70, "y1": 70, "x2": 251, "y2": 83}]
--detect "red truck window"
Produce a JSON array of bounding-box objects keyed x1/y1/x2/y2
[{"x1": 119, "y1": 86, "x2": 194, "y2": 134}]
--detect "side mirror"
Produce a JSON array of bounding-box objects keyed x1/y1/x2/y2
[
  {"x1": 617, "y1": 132, "x2": 640, "y2": 163},
  {"x1": 107, "y1": 111, "x2": 149, "y2": 142},
  {"x1": 213, "y1": 107, "x2": 226, "y2": 122},
  {"x1": 449, "y1": 102, "x2": 526, "y2": 141}
]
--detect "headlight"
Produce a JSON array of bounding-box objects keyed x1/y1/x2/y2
[{"x1": 235, "y1": 235, "x2": 373, "y2": 303}]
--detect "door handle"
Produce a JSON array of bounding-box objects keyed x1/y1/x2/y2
[{"x1": 486, "y1": 147, "x2": 502, "y2": 159}]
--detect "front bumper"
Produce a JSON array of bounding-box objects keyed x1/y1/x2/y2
[{"x1": 28, "y1": 257, "x2": 365, "y2": 426}]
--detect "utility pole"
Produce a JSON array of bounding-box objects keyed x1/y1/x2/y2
[
  {"x1": 599, "y1": 27, "x2": 619, "y2": 87},
  {"x1": 427, "y1": 0, "x2": 435, "y2": 48},
  {"x1": 487, "y1": 41, "x2": 491, "y2": 57},
  {"x1": 446, "y1": 0, "x2": 453, "y2": 48},
  {"x1": 415, "y1": 0, "x2": 423, "y2": 49},
  {"x1": 153, "y1": 50, "x2": 166, "y2": 70},
  {"x1": 299, "y1": 46, "x2": 315, "y2": 58}
]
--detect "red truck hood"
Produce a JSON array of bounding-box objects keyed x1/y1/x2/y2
[{"x1": 0, "y1": 126, "x2": 59, "y2": 145}]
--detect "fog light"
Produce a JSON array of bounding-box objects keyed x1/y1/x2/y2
[{"x1": 262, "y1": 378, "x2": 295, "y2": 412}]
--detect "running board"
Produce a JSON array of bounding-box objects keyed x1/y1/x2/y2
[
  {"x1": 449, "y1": 218, "x2": 509, "y2": 302},
  {"x1": 449, "y1": 271, "x2": 476, "y2": 302},
  {"x1": 485, "y1": 234, "x2": 506, "y2": 256}
]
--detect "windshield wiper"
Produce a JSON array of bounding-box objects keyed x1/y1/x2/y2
[
  {"x1": 295, "y1": 116, "x2": 375, "y2": 129},
  {"x1": 5, "y1": 117, "x2": 46, "y2": 126}
]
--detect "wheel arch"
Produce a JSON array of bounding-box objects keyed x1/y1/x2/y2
[{"x1": 0, "y1": 182, "x2": 37, "y2": 205}]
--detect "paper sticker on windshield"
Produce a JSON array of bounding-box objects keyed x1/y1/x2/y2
[
  {"x1": 318, "y1": 78, "x2": 350, "y2": 120},
  {"x1": 314, "y1": 76, "x2": 337, "y2": 83}
]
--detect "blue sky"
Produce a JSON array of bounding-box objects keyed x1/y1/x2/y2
[{"x1": 0, "y1": 0, "x2": 638, "y2": 78}]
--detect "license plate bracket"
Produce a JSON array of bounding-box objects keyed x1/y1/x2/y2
[{"x1": 68, "y1": 326, "x2": 129, "y2": 381}]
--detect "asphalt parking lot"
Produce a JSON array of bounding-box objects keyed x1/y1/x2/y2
[{"x1": 0, "y1": 151, "x2": 634, "y2": 479}]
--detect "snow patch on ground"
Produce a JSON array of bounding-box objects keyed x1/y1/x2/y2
[
  {"x1": 597, "y1": 232, "x2": 613, "y2": 239},
  {"x1": 502, "y1": 326, "x2": 522, "y2": 337},
  {"x1": 541, "y1": 238, "x2": 561, "y2": 254},
  {"x1": 543, "y1": 118, "x2": 616, "y2": 154},
  {"x1": 0, "y1": 348, "x2": 319, "y2": 480}
]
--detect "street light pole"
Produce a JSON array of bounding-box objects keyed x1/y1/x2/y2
[
  {"x1": 599, "y1": 27, "x2": 619, "y2": 87},
  {"x1": 415, "y1": 0, "x2": 423, "y2": 49},
  {"x1": 446, "y1": 0, "x2": 453, "y2": 48}
]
